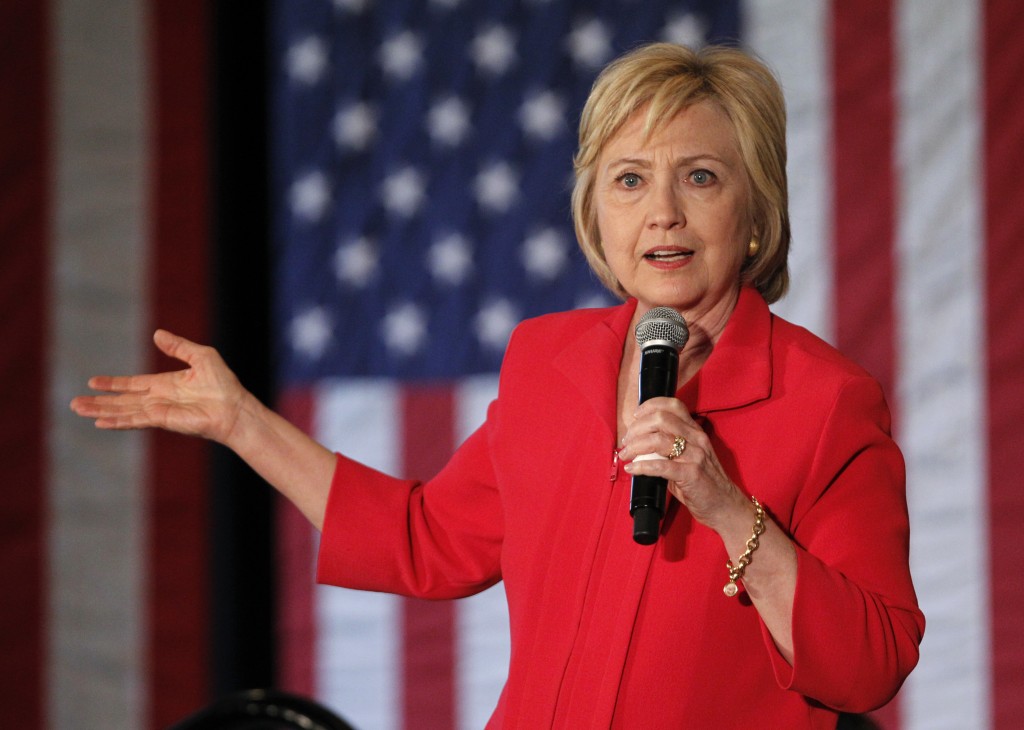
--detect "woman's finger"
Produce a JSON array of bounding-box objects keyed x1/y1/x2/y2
[
  {"x1": 153, "y1": 328, "x2": 211, "y2": 367},
  {"x1": 634, "y1": 396, "x2": 693, "y2": 422},
  {"x1": 621, "y1": 430, "x2": 684, "y2": 462},
  {"x1": 86, "y1": 373, "x2": 160, "y2": 393},
  {"x1": 154, "y1": 328, "x2": 184, "y2": 358},
  {"x1": 620, "y1": 415, "x2": 698, "y2": 461}
]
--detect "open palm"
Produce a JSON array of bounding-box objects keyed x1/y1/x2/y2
[{"x1": 70, "y1": 329, "x2": 247, "y2": 446}]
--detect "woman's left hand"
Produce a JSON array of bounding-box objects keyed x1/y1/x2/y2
[
  {"x1": 620, "y1": 396, "x2": 798, "y2": 662},
  {"x1": 618, "y1": 396, "x2": 748, "y2": 531}
]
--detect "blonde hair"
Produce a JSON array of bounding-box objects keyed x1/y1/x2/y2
[{"x1": 571, "y1": 43, "x2": 790, "y2": 303}]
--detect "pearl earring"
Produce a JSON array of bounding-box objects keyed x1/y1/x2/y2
[{"x1": 747, "y1": 237, "x2": 760, "y2": 257}]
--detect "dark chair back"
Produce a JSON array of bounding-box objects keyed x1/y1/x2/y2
[{"x1": 166, "y1": 689, "x2": 357, "y2": 730}]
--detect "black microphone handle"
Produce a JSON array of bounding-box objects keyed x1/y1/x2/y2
[{"x1": 631, "y1": 345, "x2": 679, "y2": 544}]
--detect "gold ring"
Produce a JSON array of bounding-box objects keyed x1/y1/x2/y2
[{"x1": 667, "y1": 436, "x2": 686, "y2": 460}]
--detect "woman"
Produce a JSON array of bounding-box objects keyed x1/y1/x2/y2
[{"x1": 72, "y1": 43, "x2": 923, "y2": 728}]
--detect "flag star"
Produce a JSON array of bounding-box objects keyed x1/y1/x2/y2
[
  {"x1": 380, "y1": 166, "x2": 427, "y2": 218},
  {"x1": 576, "y1": 291, "x2": 615, "y2": 310},
  {"x1": 474, "y1": 161, "x2": 519, "y2": 214},
  {"x1": 474, "y1": 299, "x2": 520, "y2": 352},
  {"x1": 427, "y1": 233, "x2": 474, "y2": 286},
  {"x1": 521, "y1": 228, "x2": 569, "y2": 281},
  {"x1": 379, "y1": 31, "x2": 425, "y2": 82},
  {"x1": 661, "y1": 12, "x2": 707, "y2": 48},
  {"x1": 471, "y1": 25, "x2": 517, "y2": 76},
  {"x1": 518, "y1": 90, "x2": 567, "y2": 142},
  {"x1": 430, "y1": 0, "x2": 463, "y2": 9},
  {"x1": 566, "y1": 19, "x2": 613, "y2": 69},
  {"x1": 334, "y1": 236, "x2": 378, "y2": 288},
  {"x1": 286, "y1": 35, "x2": 329, "y2": 85},
  {"x1": 427, "y1": 96, "x2": 472, "y2": 147},
  {"x1": 333, "y1": 102, "x2": 378, "y2": 151},
  {"x1": 383, "y1": 302, "x2": 429, "y2": 356},
  {"x1": 289, "y1": 306, "x2": 333, "y2": 359},
  {"x1": 290, "y1": 171, "x2": 331, "y2": 222}
]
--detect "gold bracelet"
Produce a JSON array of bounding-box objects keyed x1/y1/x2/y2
[{"x1": 723, "y1": 496, "x2": 765, "y2": 597}]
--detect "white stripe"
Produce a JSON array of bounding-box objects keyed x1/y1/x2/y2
[
  {"x1": 314, "y1": 380, "x2": 402, "y2": 730},
  {"x1": 895, "y1": 2, "x2": 989, "y2": 728},
  {"x1": 743, "y1": 0, "x2": 835, "y2": 340},
  {"x1": 453, "y1": 375, "x2": 499, "y2": 445},
  {"x1": 456, "y1": 583, "x2": 510, "y2": 730},
  {"x1": 48, "y1": 0, "x2": 150, "y2": 727},
  {"x1": 454, "y1": 377, "x2": 510, "y2": 730}
]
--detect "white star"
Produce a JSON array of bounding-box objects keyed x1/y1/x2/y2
[
  {"x1": 380, "y1": 166, "x2": 427, "y2": 218},
  {"x1": 383, "y1": 302, "x2": 428, "y2": 356},
  {"x1": 379, "y1": 31, "x2": 424, "y2": 82},
  {"x1": 575, "y1": 291, "x2": 614, "y2": 310},
  {"x1": 471, "y1": 25, "x2": 517, "y2": 76},
  {"x1": 427, "y1": 96, "x2": 472, "y2": 147},
  {"x1": 518, "y1": 90, "x2": 567, "y2": 141},
  {"x1": 333, "y1": 102, "x2": 378, "y2": 152},
  {"x1": 521, "y1": 228, "x2": 569, "y2": 281},
  {"x1": 290, "y1": 306, "x2": 333, "y2": 360},
  {"x1": 334, "y1": 236, "x2": 378, "y2": 288},
  {"x1": 428, "y1": 233, "x2": 474, "y2": 285},
  {"x1": 474, "y1": 161, "x2": 519, "y2": 214},
  {"x1": 474, "y1": 299, "x2": 519, "y2": 352},
  {"x1": 286, "y1": 35, "x2": 329, "y2": 85},
  {"x1": 566, "y1": 19, "x2": 613, "y2": 69},
  {"x1": 333, "y1": 0, "x2": 371, "y2": 12},
  {"x1": 430, "y1": 0, "x2": 463, "y2": 8},
  {"x1": 290, "y1": 171, "x2": 331, "y2": 222},
  {"x1": 661, "y1": 12, "x2": 707, "y2": 48}
]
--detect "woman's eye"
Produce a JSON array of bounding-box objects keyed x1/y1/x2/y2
[
  {"x1": 618, "y1": 173, "x2": 641, "y2": 188},
  {"x1": 690, "y1": 169, "x2": 715, "y2": 186}
]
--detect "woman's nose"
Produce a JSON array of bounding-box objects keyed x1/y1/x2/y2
[{"x1": 647, "y1": 181, "x2": 685, "y2": 229}]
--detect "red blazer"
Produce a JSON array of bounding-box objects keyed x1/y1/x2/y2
[{"x1": 317, "y1": 287, "x2": 924, "y2": 729}]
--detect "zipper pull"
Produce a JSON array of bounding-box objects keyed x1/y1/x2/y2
[{"x1": 609, "y1": 449, "x2": 620, "y2": 481}]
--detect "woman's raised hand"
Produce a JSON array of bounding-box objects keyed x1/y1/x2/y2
[
  {"x1": 617, "y1": 396, "x2": 748, "y2": 532},
  {"x1": 70, "y1": 329, "x2": 249, "y2": 446}
]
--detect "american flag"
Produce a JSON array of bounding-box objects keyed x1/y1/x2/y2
[
  {"x1": 270, "y1": 1, "x2": 1024, "y2": 729},
  {"x1": 5, "y1": 0, "x2": 1023, "y2": 728}
]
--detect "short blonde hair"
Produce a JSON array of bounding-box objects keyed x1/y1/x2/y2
[{"x1": 571, "y1": 43, "x2": 790, "y2": 303}]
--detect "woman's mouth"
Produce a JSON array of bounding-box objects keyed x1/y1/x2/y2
[{"x1": 643, "y1": 247, "x2": 693, "y2": 264}]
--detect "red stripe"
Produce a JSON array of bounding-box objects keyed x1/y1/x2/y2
[
  {"x1": 0, "y1": 0, "x2": 50, "y2": 725},
  {"x1": 829, "y1": 3, "x2": 902, "y2": 728},
  {"x1": 401, "y1": 386, "x2": 457, "y2": 730},
  {"x1": 984, "y1": 1, "x2": 1024, "y2": 726},
  {"x1": 146, "y1": 2, "x2": 212, "y2": 726},
  {"x1": 830, "y1": 0, "x2": 899, "y2": 409},
  {"x1": 277, "y1": 387, "x2": 318, "y2": 696}
]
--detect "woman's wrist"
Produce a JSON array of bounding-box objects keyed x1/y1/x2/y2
[
  {"x1": 708, "y1": 487, "x2": 759, "y2": 544},
  {"x1": 220, "y1": 388, "x2": 266, "y2": 454},
  {"x1": 723, "y1": 496, "x2": 766, "y2": 596}
]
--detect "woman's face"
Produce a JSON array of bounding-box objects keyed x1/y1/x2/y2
[{"x1": 594, "y1": 101, "x2": 752, "y2": 327}]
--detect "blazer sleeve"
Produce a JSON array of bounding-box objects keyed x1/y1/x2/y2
[
  {"x1": 316, "y1": 405, "x2": 505, "y2": 600},
  {"x1": 764, "y1": 374, "x2": 925, "y2": 712}
]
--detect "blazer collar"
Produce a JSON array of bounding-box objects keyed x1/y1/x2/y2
[{"x1": 678, "y1": 287, "x2": 773, "y2": 415}]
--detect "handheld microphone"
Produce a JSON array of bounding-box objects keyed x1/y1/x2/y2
[{"x1": 630, "y1": 307, "x2": 689, "y2": 545}]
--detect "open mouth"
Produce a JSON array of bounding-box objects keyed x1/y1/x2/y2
[{"x1": 643, "y1": 248, "x2": 693, "y2": 262}]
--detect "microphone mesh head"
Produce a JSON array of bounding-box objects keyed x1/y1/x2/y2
[{"x1": 635, "y1": 307, "x2": 689, "y2": 350}]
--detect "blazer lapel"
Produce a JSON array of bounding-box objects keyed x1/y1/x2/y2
[
  {"x1": 551, "y1": 300, "x2": 637, "y2": 440},
  {"x1": 678, "y1": 287, "x2": 773, "y2": 415}
]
